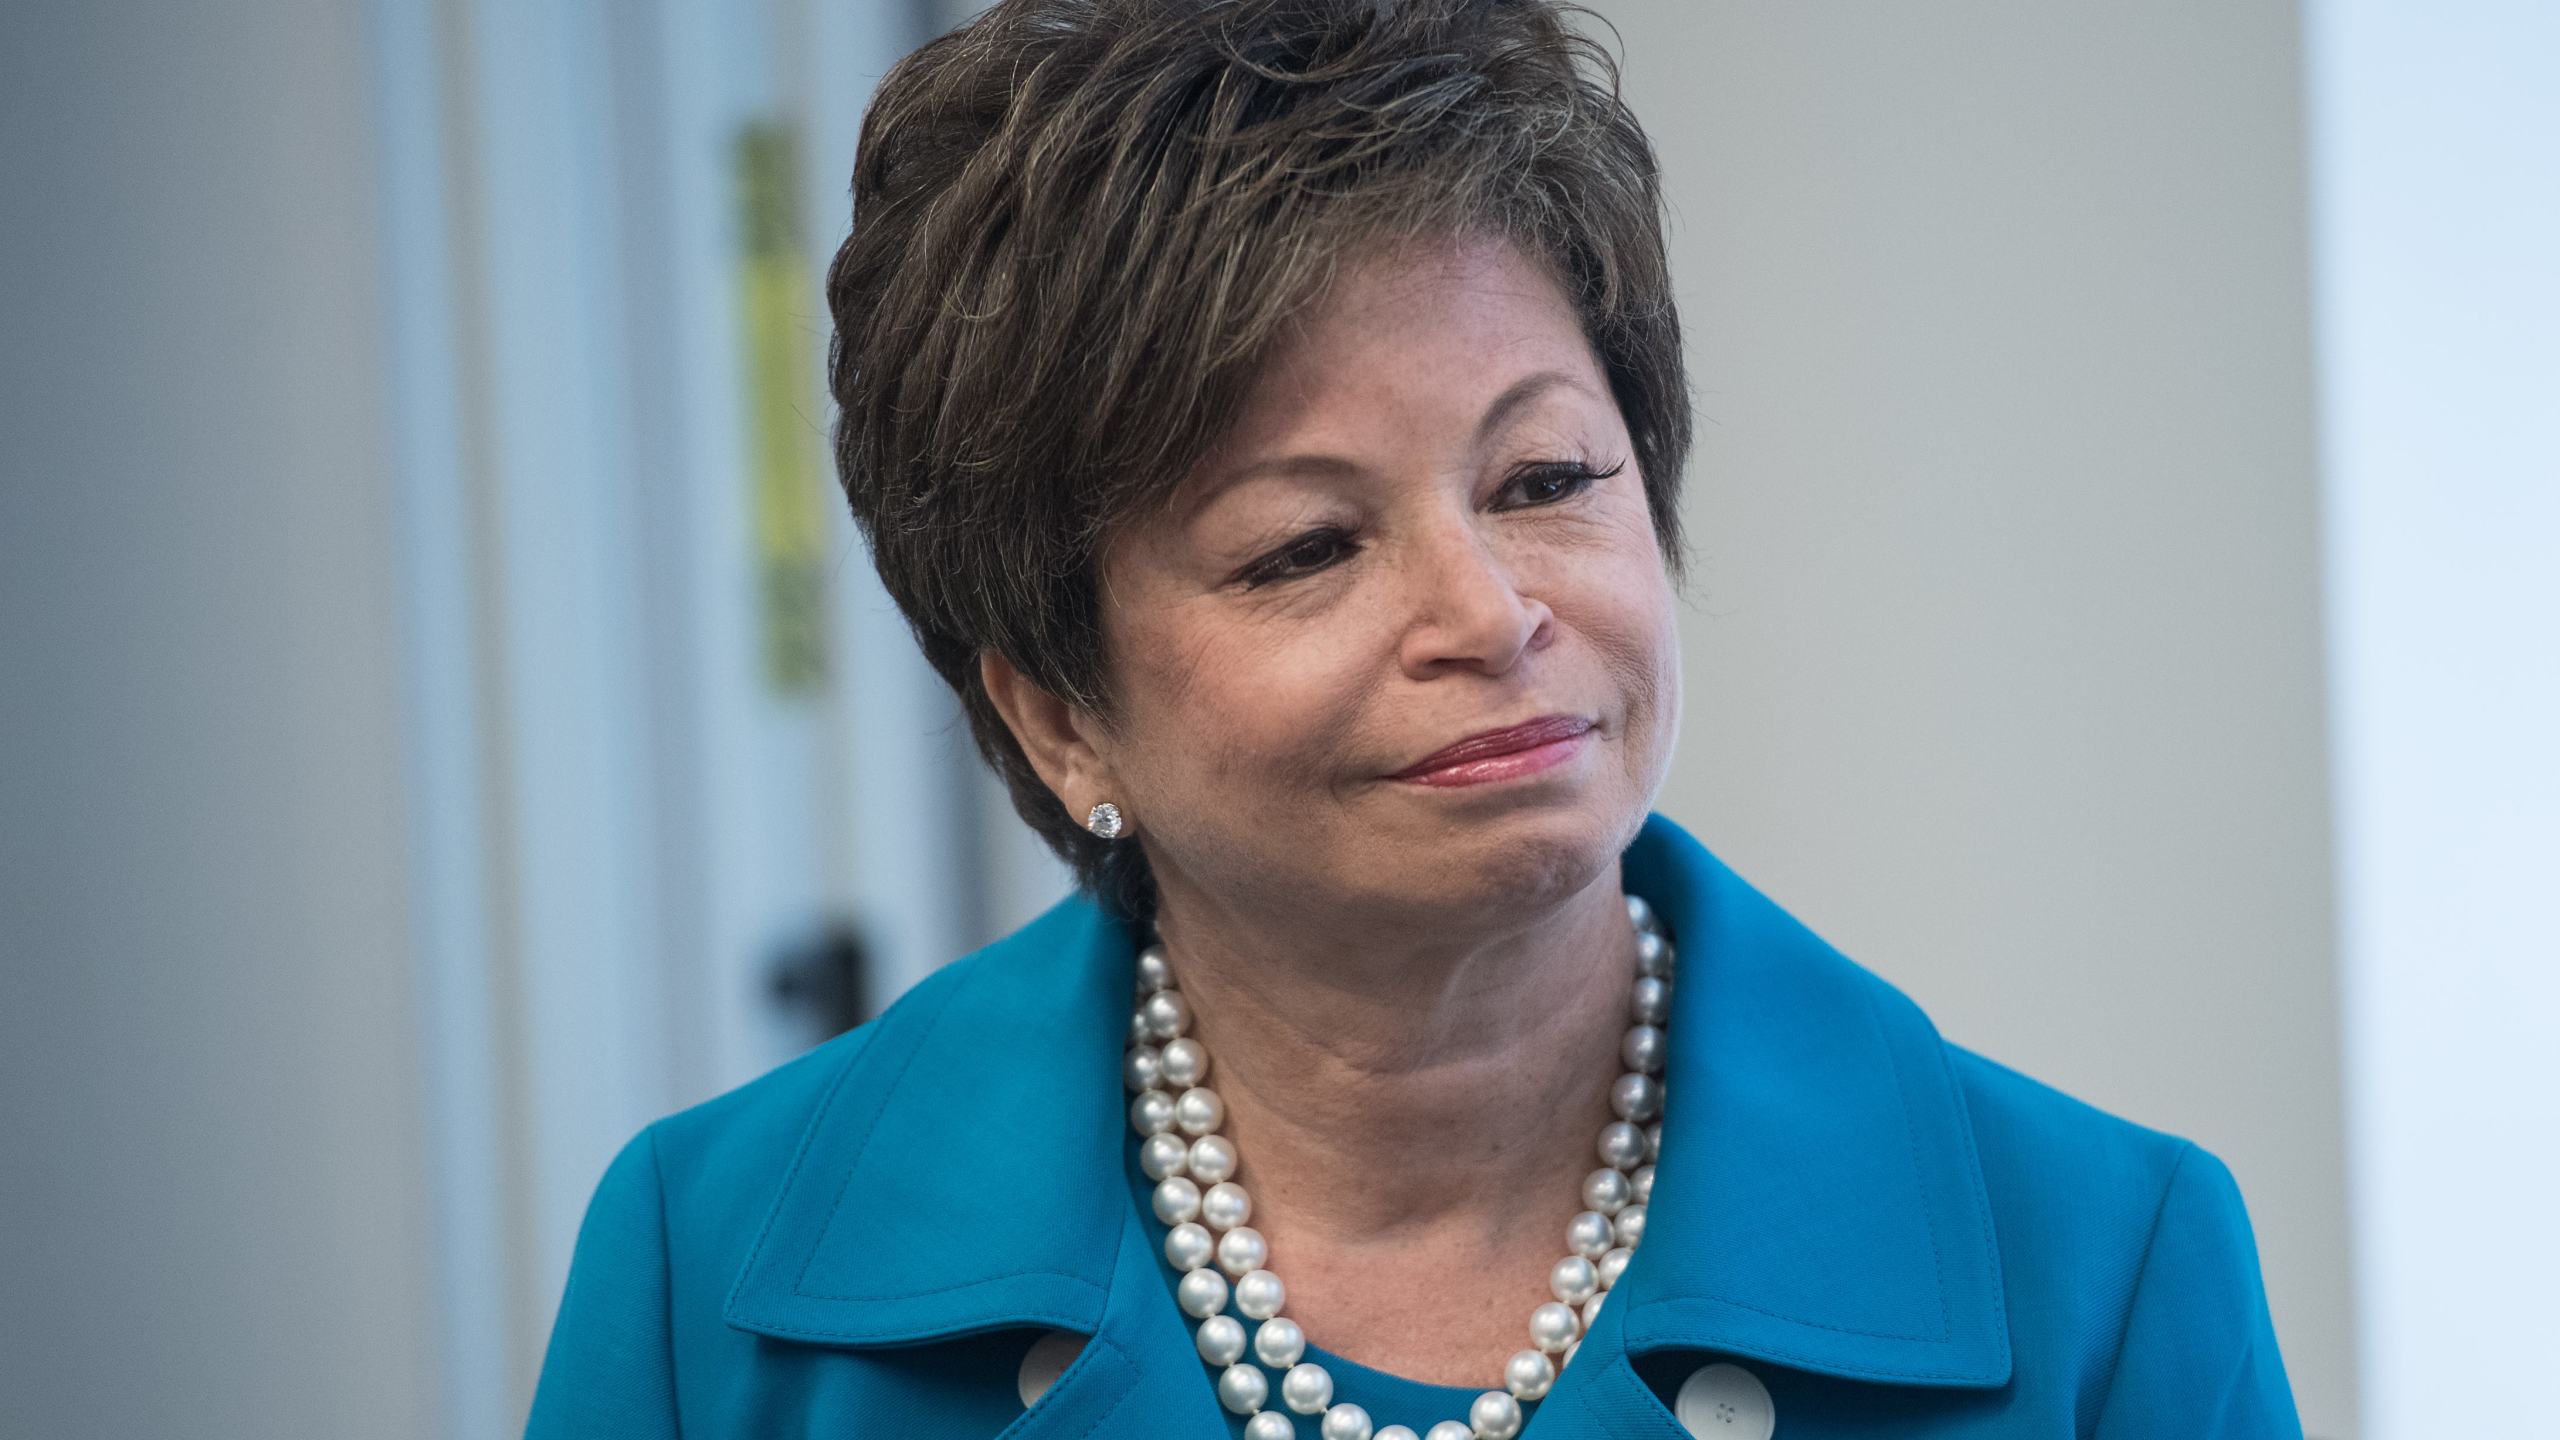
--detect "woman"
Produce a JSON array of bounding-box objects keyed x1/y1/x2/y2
[{"x1": 528, "y1": 1, "x2": 2303, "y2": 1436}]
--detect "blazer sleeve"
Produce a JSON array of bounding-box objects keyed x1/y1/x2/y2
[
  {"x1": 2091, "y1": 1141, "x2": 2304, "y2": 1440},
  {"x1": 525, "y1": 1125, "x2": 682, "y2": 1440}
]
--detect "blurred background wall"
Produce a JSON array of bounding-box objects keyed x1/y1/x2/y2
[
  {"x1": 3, "y1": 2, "x2": 2551, "y2": 1438},
  {"x1": 2, "y1": 5, "x2": 441, "y2": 1437},
  {"x1": 1608, "y1": 2, "x2": 2356, "y2": 1432}
]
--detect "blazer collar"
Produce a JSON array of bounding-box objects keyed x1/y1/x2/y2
[{"x1": 727, "y1": 811, "x2": 2010, "y2": 1392}]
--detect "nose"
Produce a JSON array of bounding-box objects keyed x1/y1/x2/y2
[{"x1": 1395, "y1": 520, "x2": 1553, "y2": 680}]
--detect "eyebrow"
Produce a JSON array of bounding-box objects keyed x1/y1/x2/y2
[{"x1": 1184, "y1": 368, "x2": 1593, "y2": 515}]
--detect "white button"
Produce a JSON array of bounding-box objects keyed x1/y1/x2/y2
[
  {"x1": 1673, "y1": 1362, "x2": 1775, "y2": 1439},
  {"x1": 1016, "y1": 1330, "x2": 1088, "y2": 1407}
]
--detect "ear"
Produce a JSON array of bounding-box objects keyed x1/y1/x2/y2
[{"x1": 978, "y1": 649, "x2": 1122, "y2": 830}]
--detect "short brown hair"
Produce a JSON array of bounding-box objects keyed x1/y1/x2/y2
[{"x1": 827, "y1": 0, "x2": 1691, "y2": 918}]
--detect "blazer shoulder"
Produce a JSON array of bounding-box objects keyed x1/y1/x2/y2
[
  {"x1": 1942, "y1": 1044, "x2": 2289, "y2": 1363},
  {"x1": 647, "y1": 1024, "x2": 872, "y2": 1186},
  {"x1": 647, "y1": 949, "x2": 994, "y2": 1191},
  {"x1": 638, "y1": 950, "x2": 997, "y2": 1254},
  {"x1": 1945, "y1": 1041, "x2": 2198, "y2": 1206}
]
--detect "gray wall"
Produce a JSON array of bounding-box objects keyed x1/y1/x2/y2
[
  {"x1": 1609, "y1": 4, "x2": 2354, "y2": 1436},
  {"x1": 0, "y1": 5, "x2": 439, "y2": 1438}
]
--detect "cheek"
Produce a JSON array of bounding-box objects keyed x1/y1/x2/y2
[
  {"x1": 1582, "y1": 568, "x2": 1678, "y2": 713},
  {"x1": 1114, "y1": 603, "x2": 1375, "y2": 802},
  {"x1": 1628, "y1": 583, "x2": 1683, "y2": 759},
  {"x1": 1546, "y1": 503, "x2": 1682, "y2": 747}
]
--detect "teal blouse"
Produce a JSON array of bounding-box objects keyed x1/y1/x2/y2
[
  {"x1": 1111, "y1": 1115, "x2": 1555, "y2": 1438},
  {"x1": 527, "y1": 812, "x2": 2303, "y2": 1438}
]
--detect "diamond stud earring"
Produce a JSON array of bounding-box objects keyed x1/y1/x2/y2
[{"x1": 1085, "y1": 802, "x2": 1125, "y2": 839}]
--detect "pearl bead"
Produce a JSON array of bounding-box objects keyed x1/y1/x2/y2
[
  {"x1": 1582, "y1": 1288, "x2": 1607, "y2": 1331},
  {"x1": 1630, "y1": 1163, "x2": 1654, "y2": 1204},
  {"x1": 1160, "y1": 1036, "x2": 1210, "y2": 1088},
  {"x1": 1626, "y1": 892, "x2": 1657, "y2": 934},
  {"x1": 1375, "y1": 1428, "x2": 1420, "y2": 1440},
  {"x1": 1235, "y1": 1267, "x2": 1288, "y2": 1320},
  {"x1": 1245, "y1": 1410, "x2": 1295, "y2": 1440},
  {"x1": 1188, "y1": 1134, "x2": 1238, "y2": 1184},
  {"x1": 1646, "y1": 1121, "x2": 1662, "y2": 1162},
  {"x1": 1124, "y1": 1045, "x2": 1162, "y2": 1092},
  {"x1": 1283, "y1": 1361, "x2": 1334, "y2": 1413},
  {"x1": 1164, "y1": 1220, "x2": 1215, "y2": 1272},
  {"x1": 1197, "y1": 1313, "x2": 1247, "y2": 1365},
  {"x1": 1128, "y1": 1010, "x2": 1151, "y2": 1046},
  {"x1": 1597, "y1": 1120, "x2": 1647, "y2": 1171},
  {"x1": 1566, "y1": 1210, "x2": 1614, "y2": 1260},
  {"x1": 1200, "y1": 1180, "x2": 1252, "y2": 1231},
  {"x1": 1216, "y1": 1225, "x2": 1268, "y2": 1277},
  {"x1": 1135, "y1": 944, "x2": 1173, "y2": 992},
  {"x1": 1218, "y1": 1362, "x2": 1269, "y2": 1414},
  {"x1": 1174, "y1": 1085, "x2": 1226, "y2": 1136},
  {"x1": 1614, "y1": 1202, "x2": 1647, "y2": 1248},
  {"x1": 1529, "y1": 1300, "x2": 1580, "y2": 1353},
  {"x1": 1154, "y1": 1175, "x2": 1203, "y2": 1225},
  {"x1": 1139, "y1": 1131, "x2": 1191, "y2": 1181},
  {"x1": 1550, "y1": 1254, "x2": 1598, "y2": 1305},
  {"x1": 1470, "y1": 1390, "x2": 1524, "y2": 1439},
  {"x1": 1562, "y1": 1338, "x2": 1580, "y2": 1368},
  {"x1": 1141, "y1": 989, "x2": 1192, "y2": 1040},
  {"x1": 1178, "y1": 1266, "x2": 1230, "y2": 1319},
  {"x1": 1129, "y1": 1090, "x2": 1176, "y2": 1136},
  {"x1": 1630, "y1": 976, "x2": 1670, "y2": 1026},
  {"x1": 1609, "y1": 1072, "x2": 1662, "y2": 1123},
  {"x1": 1581, "y1": 1166, "x2": 1631, "y2": 1216},
  {"x1": 1621, "y1": 1023, "x2": 1665, "y2": 1075},
  {"x1": 1425, "y1": 1422, "x2": 1473, "y2": 1440},
  {"x1": 1634, "y1": 929, "x2": 1673, "y2": 978},
  {"x1": 1254, "y1": 1315, "x2": 1306, "y2": 1368},
  {"x1": 1504, "y1": 1348, "x2": 1555, "y2": 1400},
  {"x1": 1598, "y1": 1245, "x2": 1631, "y2": 1287},
  {"x1": 1321, "y1": 1402, "x2": 1374, "y2": 1440}
]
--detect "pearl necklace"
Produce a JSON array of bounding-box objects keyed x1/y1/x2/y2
[{"x1": 1123, "y1": 894, "x2": 1673, "y2": 1440}]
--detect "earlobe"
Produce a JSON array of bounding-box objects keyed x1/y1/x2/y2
[{"x1": 978, "y1": 648, "x2": 1119, "y2": 825}]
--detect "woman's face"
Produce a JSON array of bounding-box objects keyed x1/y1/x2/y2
[{"x1": 1090, "y1": 233, "x2": 1681, "y2": 932}]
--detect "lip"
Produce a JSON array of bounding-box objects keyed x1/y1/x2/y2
[{"x1": 1392, "y1": 713, "x2": 1596, "y2": 783}]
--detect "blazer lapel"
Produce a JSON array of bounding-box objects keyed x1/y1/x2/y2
[
  {"x1": 722, "y1": 889, "x2": 1244, "y2": 1437},
  {"x1": 1511, "y1": 815, "x2": 2015, "y2": 1438},
  {"x1": 1582, "y1": 816, "x2": 2014, "y2": 1406},
  {"x1": 725, "y1": 896, "x2": 1137, "y2": 1345}
]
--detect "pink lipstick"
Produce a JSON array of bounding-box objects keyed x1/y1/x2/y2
[{"x1": 1392, "y1": 714, "x2": 1595, "y2": 788}]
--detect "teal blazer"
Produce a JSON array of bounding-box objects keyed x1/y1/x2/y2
[{"x1": 527, "y1": 812, "x2": 2303, "y2": 1438}]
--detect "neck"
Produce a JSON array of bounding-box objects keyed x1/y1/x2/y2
[{"x1": 1147, "y1": 873, "x2": 1638, "y2": 1251}]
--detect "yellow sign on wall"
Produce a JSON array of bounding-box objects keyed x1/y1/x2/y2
[{"x1": 736, "y1": 120, "x2": 828, "y2": 697}]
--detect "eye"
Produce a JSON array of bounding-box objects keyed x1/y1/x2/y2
[
  {"x1": 1498, "y1": 457, "x2": 1626, "y2": 509},
  {"x1": 1238, "y1": 526, "x2": 1359, "y2": 588}
]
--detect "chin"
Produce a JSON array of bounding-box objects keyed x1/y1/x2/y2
[{"x1": 1378, "y1": 793, "x2": 1630, "y2": 921}]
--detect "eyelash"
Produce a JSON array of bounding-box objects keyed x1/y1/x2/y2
[{"x1": 1235, "y1": 457, "x2": 1627, "y2": 589}]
